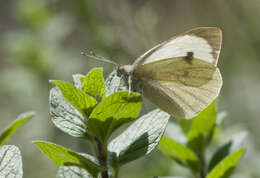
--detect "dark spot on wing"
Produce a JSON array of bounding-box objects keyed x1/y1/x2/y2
[{"x1": 185, "y1": 51, "x2": 194, "y2": 64}]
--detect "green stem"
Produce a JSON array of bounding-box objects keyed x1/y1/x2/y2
[{"x1": 95, "y1": 137, "x2": 108, "y2": 178}]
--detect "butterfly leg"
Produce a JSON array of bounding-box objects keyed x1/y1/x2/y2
[{"x1": 128, "y1": 75, "x2": 132, "y2": 97}]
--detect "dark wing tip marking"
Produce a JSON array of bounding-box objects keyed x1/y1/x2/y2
[{"x1": 189, "y1": 27, "x2": 222, "y2": 65}]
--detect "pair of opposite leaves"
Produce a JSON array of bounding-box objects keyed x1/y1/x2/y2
[{"x1": 105, "y1": 27, "x2": 222, "y2": 119}]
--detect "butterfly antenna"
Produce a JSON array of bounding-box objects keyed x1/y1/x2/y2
[{"x1": 81, "y1": 51, "x2": 118, "y2": 66}]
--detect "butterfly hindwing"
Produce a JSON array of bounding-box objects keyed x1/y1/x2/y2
[
  {"x1": 141, "y1": 68, "x2": 222, "y2": 119},
  {"x1": 136, "y1": 57, "x2": 217, "y2": 87}
]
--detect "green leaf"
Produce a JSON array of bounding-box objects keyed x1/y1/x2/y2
[
  {"x1": 57, "y1": 166, "x2": 92, "y2": 178},
  {"x1": 108, "y1": 109, "x2": 169, "y2": 167},
  {"x1": 50, "y1": 87, "x2": 91, "y2": 138},
  {"x1": 158, "y1": 136, "x2": 201, "y2": 172},
  {"x1": 33, "y1": 141, "x2": 102, "y2": 178},
  {"x1": 208, "y1": 131, "x2": 247, "y2": 173},
  {"x1": 208, "y1": 142, "x2": 232, "y2": 172},
  {"x1": 178, "y1": 119, "x2": 191, "y2": 135},
  {"x1": 0, "y1": 145, "x2": 23, "y2": 178},
  {"x1": 88, "y1": 91, "x2": 142, "y2": 143},
  {"x1": 206, "y1": 148, "x2": 245, "y2": 178},
  {"x1": 50, "y1": 80, "x2": 97, "y2": 116},
  {"x1": 0, "y1": 111, "x2": 35, "y2": 146},
  {"x1": 187, "y1": 100, "x2": 217, "y2": 154},
  {"x1": 105, "y1": 69, "x2": 121, "y2": 96},
  {"x1": 82, "y1": 68, "x2": 106, "y2": 101}
]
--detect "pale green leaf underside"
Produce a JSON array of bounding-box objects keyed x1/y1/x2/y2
[
  {"x1": 83, "y1": 68, "x2": 106, "y2": 101},
  {"x1": 57, "y1": 166, "x2": 92, "y2": 178},
  {"x1": 108, "y1": 109, "x2": 169, "y2": 167},
  {"x1": 50, "y1": 87, "x2": 89, "y2": 138},
  {"x1": 105, "y1": 70, "x2": 121, "y2": 96},
  {"x1": 0, "y1": 111, "x2": 35, "y2": 146},
  {"x1": 50, "y1": 80, "x2": 97, "y2": 117},
  {"x1": 72, "y1": 74, "x2": 85, "y2": 89},
  {"x1": 206, "y1": 148, "x2": 245, "y2": 178},
  {"x1": 34, "y1": 141, "x2": 102, "y2": 177},
  {"x1": 88, "y1": 91, "x2": 142, "y2": 142},
  {"x1": 0, "y1": 145, "x2": 23, "y2": 178},
  {"x1": 159, "y1": 136, "x2": 201, "y2": 171}
]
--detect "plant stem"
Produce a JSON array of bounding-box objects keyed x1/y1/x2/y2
[
  {"x1": 200, "y1": 169, "x2": 205, "y2": 178},
  {"x1": 95, "y1": 137, "x2": 108, "y2": 178},
  {"x1": 199, "y1": 152, "x2": 205, "y2": 178}
]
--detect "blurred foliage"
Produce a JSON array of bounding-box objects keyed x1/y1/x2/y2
[
  {"x1": 0, "y1": 112, "x2": 35, "y2": 178},
  {"x1": 1, "y1": 0, "x2": 260, "y2": 177}
]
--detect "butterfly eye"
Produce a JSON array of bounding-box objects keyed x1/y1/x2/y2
[
  {"x1": 117, "y1": 66, "x2": 127, "y2": 77},
  {"x1": 116, "y1": 66, "x2": 122, "y2": 77}
]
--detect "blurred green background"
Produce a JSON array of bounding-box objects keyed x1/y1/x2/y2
[{"x1": 0, "y1": 0, "x2": 260, "y2": 177}]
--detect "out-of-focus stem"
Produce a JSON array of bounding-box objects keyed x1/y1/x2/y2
[{"x1": 199, "y1": 151, "x2": 205, "y2": 178}]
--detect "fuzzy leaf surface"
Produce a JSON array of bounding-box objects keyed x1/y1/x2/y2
[
  {"x1": 105, "y1": 70, "x2": 121, "y2": 96},
  {"x1": 108, "y1": 109, "x2": 169, "y2": 167},
  {"x1": 72, "y1": 74, "x2": 85, "y2": 89},
  {"x1": 50, "y1": 80, "x2": 97, "y2": 117},
  {"x1": 57, "y1": 166, "x2": 92, "y2": 178},
  {"x1": 0, "y1": 145, "x2": 23, "y2": 178},
  {"x1": 50, "y1": 87, "x2": 90, "y2": 138}
]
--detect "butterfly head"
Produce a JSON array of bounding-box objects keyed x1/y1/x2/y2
[{"x1": 116, "y1": 65, "x2": 135, "y2": 77}]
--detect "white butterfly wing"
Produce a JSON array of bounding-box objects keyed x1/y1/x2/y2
[
  {"x1": 142, "y1": 70, "x2": 222, "y2": 119},
  {"x1": 136, "y1": 57, "x2": 222, "y2": 119},
  {"x1": 134, "y1": 27, "x2": 222, "y2": 67}
]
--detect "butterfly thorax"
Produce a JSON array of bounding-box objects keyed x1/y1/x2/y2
[{"x1": 117, "y1": 65, "x2": 143, "y2": 92}]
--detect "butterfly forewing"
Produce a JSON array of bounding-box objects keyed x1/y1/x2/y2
[{"x1": 134, "y1": 27, "x2": 222, "y2": 67}]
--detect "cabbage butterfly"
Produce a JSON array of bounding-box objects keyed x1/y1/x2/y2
[{"x1": 117, "y1": 27, "x2": 222, "y2": 119}]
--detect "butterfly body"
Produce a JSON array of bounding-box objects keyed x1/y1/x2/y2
[{"x1": 117, "y1": 27, "x2": 222, "y2": 119}]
